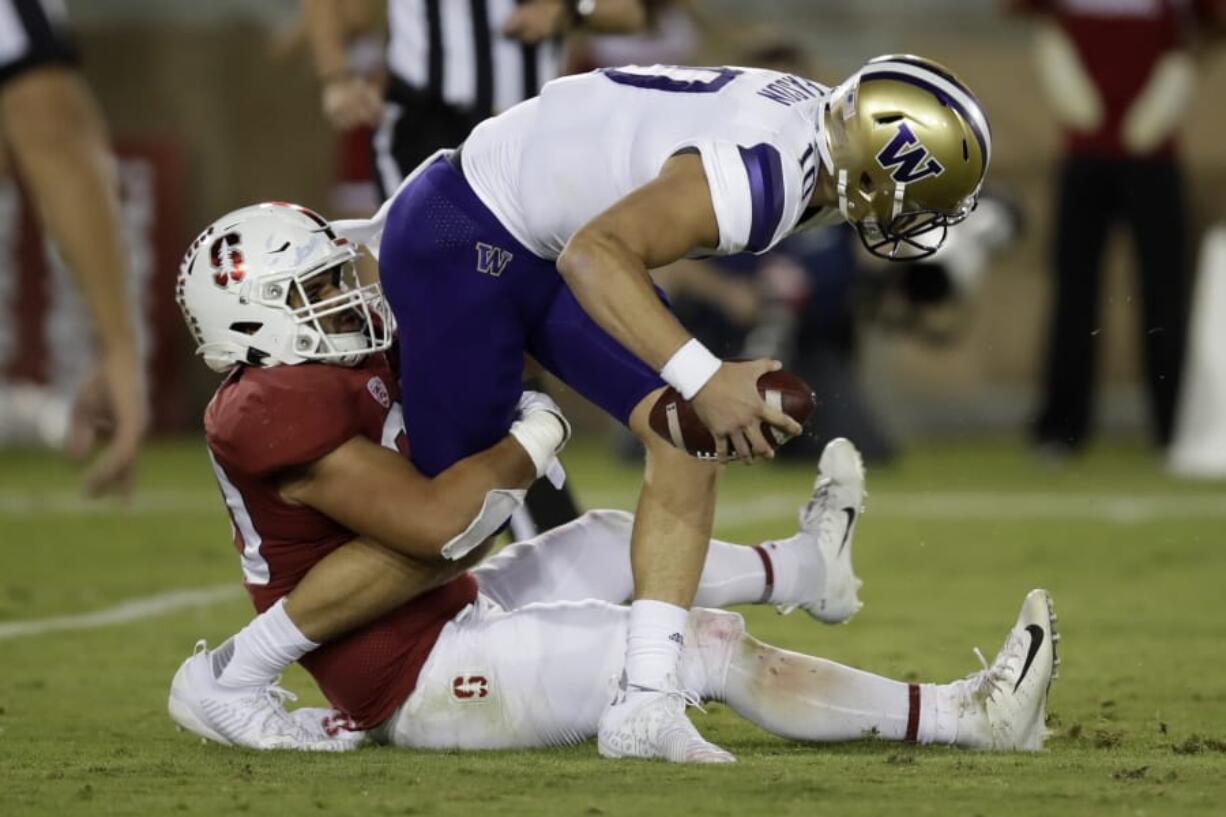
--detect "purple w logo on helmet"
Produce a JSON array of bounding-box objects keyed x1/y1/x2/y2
[{"x1": 876, "y1": 123, "x2": 944, "y2": 184}]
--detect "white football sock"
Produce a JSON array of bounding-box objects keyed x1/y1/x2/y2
[
  {"x1": 719, "y1": 637, "x2": 916, "y2": 742},
  {"x1": 623, "y1": 599, "x2": 689, "y2": 693},
  {"x1": 711, "y1": 635, "x2": 971, "y2": 745},
  {"x1": 211, "y1": 598, "x2": 319, "y2": 689},
  {"x1": 692, "y1": 538, "x2": 770, "y2": 608},
  {"x1": 750, "y1": 532, "x2": 818, "y2": 608},
  {"x1": 917, "y1": 683, "x2": 967, "y2": 745}
]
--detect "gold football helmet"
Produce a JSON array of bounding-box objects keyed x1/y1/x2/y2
[{"x1": 823, "y1": 54, "x2": 991, "y2": 260}]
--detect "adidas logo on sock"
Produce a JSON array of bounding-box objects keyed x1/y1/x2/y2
[{"x1": 668, "y1": 632, "x2": 685, "y2": 647}]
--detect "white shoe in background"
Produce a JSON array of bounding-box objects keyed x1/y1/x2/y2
[{"x1": 777, "y1": 437, "x2": 866, "y2": 624}]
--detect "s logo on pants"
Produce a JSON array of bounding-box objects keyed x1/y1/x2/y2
[{"x1": 452, "y1": 675, "x2": 490, "y2": 701}]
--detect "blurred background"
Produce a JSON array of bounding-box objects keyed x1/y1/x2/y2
[{"x1": 4, "y1": 0, "x2": 1226, "y2": 477}]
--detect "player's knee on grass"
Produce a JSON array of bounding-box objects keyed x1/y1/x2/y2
[{"x1": 678, "y1": 607, "x2": 746, "y2": 702}]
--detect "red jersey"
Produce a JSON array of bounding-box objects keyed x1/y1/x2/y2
[
  {"x1": 204, "y1": 354, "x2": 478, "y2": 728},
  {"x1": 1014, "y1": 0, "x2": 1222, "y2": 157}
]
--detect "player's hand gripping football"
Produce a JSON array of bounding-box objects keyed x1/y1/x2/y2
[{"x1": 691, "y1": 359, "x2": 802, "y2": 463}]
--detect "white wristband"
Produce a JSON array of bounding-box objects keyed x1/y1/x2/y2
[
  {"x1": 660, "y1": 339, "x2": 721, "y2": 400},
  {"x1": 509, "y1": 411, "x2": 568, "y2": 478}
]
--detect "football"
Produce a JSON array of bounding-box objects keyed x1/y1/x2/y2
[{"x1": 648, "y1": 370, "x2": 817, "y2": 460}]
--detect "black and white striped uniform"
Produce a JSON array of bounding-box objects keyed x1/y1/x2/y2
[
  {"x1": 373, "y1": 0, "x2": 565, "y2": 198},
  {"x1": 0, "y1": 0, "x2": 77, "y2": 86}
]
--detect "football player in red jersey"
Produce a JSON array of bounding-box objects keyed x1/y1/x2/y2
[
  {"x1": 169, "y1": 202, "x2": 571, "y2": 749},
  {"x1": 169, "y1": 203, "x2": 1058, "y2": 756}
]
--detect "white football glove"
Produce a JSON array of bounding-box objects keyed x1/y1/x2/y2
[{"x1": 509, "y1": 390, "x2": 571, "y2": 485}]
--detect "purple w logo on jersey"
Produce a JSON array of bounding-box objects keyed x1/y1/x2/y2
[
  {"x1": 875, "y1": 123, "x2": 944, "y2": 184},
  {"x1": 475, "y1": 242, "x2": 513, "y2": 277}
]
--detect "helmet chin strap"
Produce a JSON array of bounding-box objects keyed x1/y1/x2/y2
[
  {"x1": 837, "y1": 168, "x2": 852, "y2": 221},
  {"x1": 291, "y1": 323, "x2": 372, "y2": 367},
  {"x1": 328, "y1": 331, "x2": 372, "y2": 367},
  {"x1": 197, "y1": 341, "x2": 245, "y2": 373}
]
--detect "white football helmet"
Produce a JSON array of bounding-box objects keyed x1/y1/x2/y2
[{"x1": 176, "y1": 202, "x2": 393, "y2": 372}]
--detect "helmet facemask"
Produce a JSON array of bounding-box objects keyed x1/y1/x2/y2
[
  {"x1": 268, "y1": 251, "x2": 393, "y2": 367},
  {"x1": 843, "y1": 168, "x2": 978, "y2": 261}
]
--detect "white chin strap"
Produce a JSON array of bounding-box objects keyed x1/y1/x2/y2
[
  {"x1": 198, "y1": 341, "x2": 245, "y2": 373},
  {"x1": 837, "y1": 168, "x2": 851, "y2": 220},
  {"x1": 329, "y1": 331, "x2": 373, "y2": 365},
  {"x1": 290, "y1": 326, "x2": 373, "y2": 367},
  {"x1": 891, "y1": 181, "x2": 907, "y2": 219}
]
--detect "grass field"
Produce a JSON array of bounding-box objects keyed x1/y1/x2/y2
[{"x1": 2, "y1": 436, "x2": 1225, "y2": 817}]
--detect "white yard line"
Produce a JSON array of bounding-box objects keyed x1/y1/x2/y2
[
  {"x1": 0, "y1": 584, "x2": 242, "y2": 642},
  {"x1": 590, "y1": 491, "x2": 1226, "y2": 526},
  {"x1": 1, "y1": 489, "x2": 1224, "y2": 523},
  {"x1": 759, "y1": 493, "x2": 1226, "y2": 525},
  {"x1": 1, "y1": 488, "x2": 1221, "y2": 642},
  {"x1": 0, "y1": 490, "x2": 217, "y2": 515}
]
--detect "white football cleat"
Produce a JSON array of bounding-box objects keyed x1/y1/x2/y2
[
  {"x1": 597, "y1": 682, "x2": 735, "y2": 764},
  {"x1": 777, "y1": 437, "x2": 865, "y2": 624},
  {"x1": 168, "y1": 641, "x2": 358, "y2": 752},
  {"x1": 953, "y1": 589, "x2": 1060, "y2": 751}
]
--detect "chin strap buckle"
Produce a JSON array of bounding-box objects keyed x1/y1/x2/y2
[
  {"x1": 836, "y1": 168, "x2": 851, "y2": 221},
  {"x1": 891, "y1": 181, "x2": 907, "y2": 220}
]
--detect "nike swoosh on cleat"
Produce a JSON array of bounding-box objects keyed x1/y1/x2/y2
[
  {"x1": 1014, "y1": 624, "x2": 1045, "y2": 692},
  {"x1": 837, "y1": 508, "x2": 856, "y2": 556}
]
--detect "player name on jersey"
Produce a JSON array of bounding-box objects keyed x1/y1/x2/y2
[{"x1": 756, "y1": 74, "x2": 824, "y2": 107}]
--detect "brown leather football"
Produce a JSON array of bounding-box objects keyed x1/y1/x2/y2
[{"x1": 648, "y1": 370, "x2": 816, "y2": 460}]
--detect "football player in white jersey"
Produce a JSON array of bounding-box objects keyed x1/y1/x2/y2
[{"x1": 333, "y1": 55, "x2": 991, "y2": 763}]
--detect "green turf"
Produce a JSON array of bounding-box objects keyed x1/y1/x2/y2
[{"x1": 2, "y1": 437, "x2": 1225, "y2": 816}]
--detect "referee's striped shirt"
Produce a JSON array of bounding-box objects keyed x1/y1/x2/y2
[
  {"x1": 388, "y1": 0, "x2": 565, "y2": 118},
  {"x1": 0, "y1": 0, "x2": 78, "y2": 83}
]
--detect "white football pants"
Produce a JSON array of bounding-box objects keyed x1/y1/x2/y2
[{"x1": 375, "y1": 510, "x2": 924, "y2": 751}]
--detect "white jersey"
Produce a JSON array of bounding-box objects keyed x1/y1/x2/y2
[{"x1": 460, "y1": 65, "x2": 842, "y2": 261}]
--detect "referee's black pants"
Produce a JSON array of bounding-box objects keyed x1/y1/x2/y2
[{"x1": 1034, "y1": 155, "x2": 1188, "y2": 450}]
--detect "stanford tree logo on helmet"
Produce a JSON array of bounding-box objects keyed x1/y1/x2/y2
[{"x1": 175, "y1": 202, "x2": 394, "y2": 373}]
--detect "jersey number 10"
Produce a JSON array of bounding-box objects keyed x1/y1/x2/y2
[{"x1": 600, "y1": 66, "x2": 743, "y2": 94}]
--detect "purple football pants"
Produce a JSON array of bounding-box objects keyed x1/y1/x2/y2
[{"x1": 378, "y1": 156, "x2": 665, "y2": 477}]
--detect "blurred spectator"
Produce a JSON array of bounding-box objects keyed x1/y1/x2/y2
[
  {"x1": 273, "y1": 1, "x2": 386, "y2": 217},
  {"x1": 863, "y1": 193, "x2": 1024, "y2": 346},
  {"x1": 326, "y1": 22, "x2": 387, "y2": 218},
  {"x1": 0, "y1": 0, "x2": 148, "y2": 495},
  {"x1": 1013, "y1": 0, "x2": 1225, "y2": 457},
  {"x1": 572, "y1": 0, "x2": 699, "y2": 70},
  {"x1": 303, "y1": 0, "x2": 649, "y2": 198}
]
